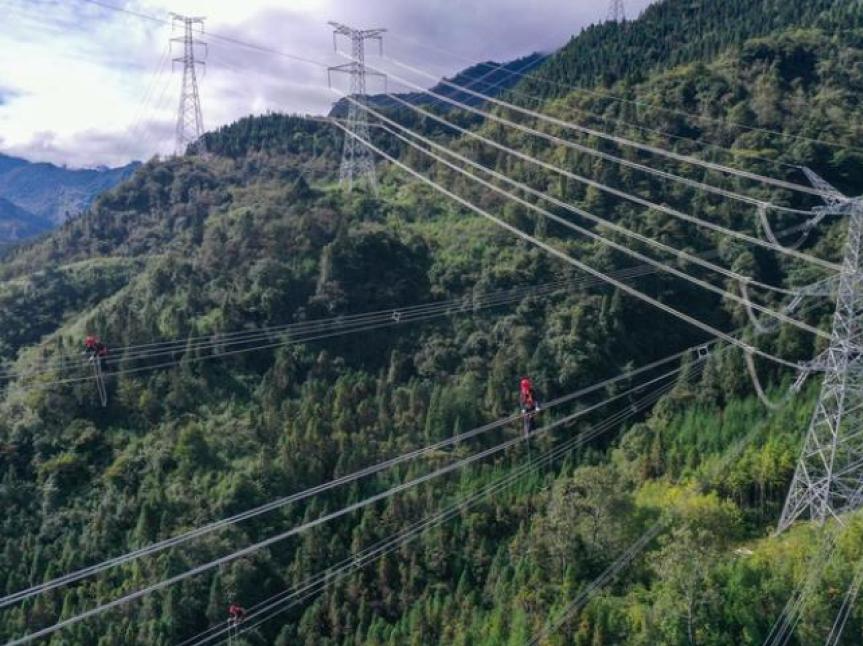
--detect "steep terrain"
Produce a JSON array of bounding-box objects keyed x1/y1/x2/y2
[
  {"x1": 0, "y1": 197, "x2": 52, "y2": 251},
  {"x1": 1, "y1": 1, "x2": 863, "y2": 645},
  {"x1": 0, "y1": 153, "x2": 139, "y2": 233}
]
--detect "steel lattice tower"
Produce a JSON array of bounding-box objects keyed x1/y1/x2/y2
[
  {"x1": 171, "y1": 14, "x2": 207, "y2": 156},
  {"x1": 328, "y1": 22, "x2": 386, "y2": 192},
  {"x1": 607, "y1": 0, "x2": 626, "y2": 22},
  {"x1": 778, "y1": 181, "x2": 863, "y2": 532}
]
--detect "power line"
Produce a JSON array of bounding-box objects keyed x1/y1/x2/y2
[
  {"x1": 76, "y1": 0, "x2": 862, "y2": 162},
  {"x1": 342, "y1": 94, "x2": 822, "y2": 306},
  {"x1": 76, "y1": 0, "x2": 328, "y2": 69},
  {"x1": 126, "y1": 43, "x2": 171, "y2": 142},
  {"x1": 385, "y1": 32, "x2": 863, "y2": 156},
  {"x1": 188, "y1": 371, "x2": 693, "y2": 646},
  {"x1": 378, "y1": 68, "x2": 816, "y2": 216},
  {"x1": 0, "y1": 277, "x2": 621, "y2": 384},
  {"x1": 763, "y1": 524, "x2": 843, "y2": 646},
  {"x1": 333, "y1": 121, "x2": 822, "y2": 369},
  {"x1": 2, "y1": 1, "x2": 174, "y2": 157},
  {"x1": 824, "y1": 553, "x2": 863, "y2": 646},
  {"x1": 349, "y1": 36, "x2": 797, "y2": 173},
  {"x1": 530, "y1": 349, "x2": 809, "y2": 646},
  {"x1": 467, "y1": 72, "x2": 806, "y2": 173},
  {"x1": 527, "y1": 524, "x2": 662, "y2": 646},
  {"x1": 212, "y1": 336, "x2": 792, "y2": 645},
  {"x1": 381, "y1": 55, "x2": 833, "y2": 199},
  {"x1": 75, "y1": 0, "x2": 859, "y2": 177},
  {"x1": 370, "y1": 94, "x2": 839, "y2": 273},
  {"x1": 342, "y1": 61, "x2": 841, "y2": 270},
  {"x1": 358, "y1": 113, "x2": 829, "y2": 340},
  {"x1": 6, "y1": 364, "x2": 691, "y2": 645},
  {"x1": 424, "y1": 53, "x2": 549, "y2": 111},
  {"x1": 3, "y1": 226, "x2": 822, "y2": 397},
  {"x1": 0, "y1": 203, "x2": 832, "y2": 387},
  {"x1": 0, "y1": 337, "x2": 700, "y2": 612}
]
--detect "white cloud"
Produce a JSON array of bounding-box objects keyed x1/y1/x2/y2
[{"x1": 0, "y1": 0, "x2": 654, "y2": 168}]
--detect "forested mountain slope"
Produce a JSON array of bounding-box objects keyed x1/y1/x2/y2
[
  {"x1": 526, "y1": 0, "x2": 863, "y2": 92},
  {"x1": 1, "y1": 1, "x2": 863, "y2": 645}
]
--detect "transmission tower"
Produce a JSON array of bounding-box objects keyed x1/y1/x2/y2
[
  {"x1": 327, "y1": 22, "x2": 387, "y2": 193},
  {"x1": 607, "y1": 0, "x2": 626, "y2": 22},
  {"x1": 778, "y1": 174, "x2": 863, "y2": 532},
  {"x1": 171, "y1": 14, "x2": 207, "y2": 156}
]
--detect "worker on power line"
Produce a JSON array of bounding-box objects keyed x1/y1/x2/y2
[
  {"x1": 83, "y1": 335, "x2": 110, "y2": 407},
  {"x1": 519, "y1": 377, "x2": 541, "y2": 437},
  {"x1": 228, "y1": 603, "x2": 246, "y2": 624},
  {"x1": 83, "y1": 335, "x2": 108, "y2": 362},
  {"x1": 227, "y1": 602, "x2": 247, "y2": 643}
]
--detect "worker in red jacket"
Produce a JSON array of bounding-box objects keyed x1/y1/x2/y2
[
  {"x1": 83, "y1": 335, "x2": 108, "y2": 361},
  {"x1": 228, "y1": 603, "x2": 246, "y2": 623},
  {"x1": 519, "y1": 377, "x2": 541, "y2": 436}
]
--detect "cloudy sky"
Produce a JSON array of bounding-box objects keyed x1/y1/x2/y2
[{"x1": 0, "y1": 0, "x2": 654, "y2": 168}]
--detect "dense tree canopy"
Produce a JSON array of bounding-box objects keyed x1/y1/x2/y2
[{"x1": 1, "y1": 0, "x2": 863, "y2": 644}]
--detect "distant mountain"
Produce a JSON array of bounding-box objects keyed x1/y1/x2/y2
[
  {"x1": 0, "y1": 197, "x2": 52, "y2": 254},
  {"x1": 0, "y1": 153, "x2": 140, "y2": 227},
  {"x1": 329, "y1": 52, "x2": 546, "y2": 117}
]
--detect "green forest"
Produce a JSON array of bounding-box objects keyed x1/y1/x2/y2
[{"x1": 2, "y1": 0, "x2": 863, "y2": 644}]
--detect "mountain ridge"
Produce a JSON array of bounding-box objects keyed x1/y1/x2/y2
[
  {"x1": 0, "y1": 152, "x2": 140, "y2": 232},
  {"x1": 0, "y1": 196, "x2": 52, "y2": 251},
  {"x1": 328, "y1": 51, "x2": 547, "y2": 118}
]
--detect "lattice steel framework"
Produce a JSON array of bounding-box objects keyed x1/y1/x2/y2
[
  {"x1": 172, "y1": 14, "x2": 207, "y2": 156},
  {"x1": 328, "y1": 22, "x2": 386, "y2": 192},
  {"x1": 778, "y1": 178, "x2": 863, "y2": 532},
  {"x1": 607, "y1": 0, "x2": 626, "y2": 22}
]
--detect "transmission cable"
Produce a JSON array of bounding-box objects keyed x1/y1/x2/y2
[
  {"x1": 763, "y1": 524, "x2": 843, "y2": 646},
  {"x1": 348, "y1": 94, "x2": 812, "y2": 297},
  {"x1": 380, "y1": 55, "x2": 834, "y2": 200},
  {"x1": 0, "y1": 209, "x2": 830, "y2": 386},
  {"x1": 528, "y1": 340, "x2": 808, "y2": 646},
  {"x1": 372, "y1": 61, "x2": 818, "y2": 217},
  {"x1": 340, "y1": 94, "x2": 831, "y2": 336},
  {"x1": 183, "y1": 367, "x2": 696, "y2": 646},
  {"x1": 336, "y1": 64, "x2": 840, "y2": 271},
  {"x1": 368, "y1": 119, "x2": 828, "y2": 340},
  {"x1": 334, "y1": 121, "x2": 811, "y2": 369},
  {"x1": 0, "y1": 337, "x2": 704, "y2": 613},
  {"x1": 0, "y1": 276, "x2": 628, "y2": 383},
  {"x1": 824, "y1": 552, "x2": 863, "y2": 646},
  {"x1": 525, "y1": 521, "x2": 664, "y2": 646},
  {"x1": 420, "y1": 61, "x2": 806, "y2": 174},
  {"x1": 386, "y1": 32, "x2": 863, "y2": 156},
  {"x1": 77, "y1": 0, "x2": 327, "y2": 69},
  {"x1": 7, "y1": 276, "x2": 817, "y2": 637},
  {"x1": 211, "y1": 345, "x2": 768, "y2": 645},
  {"x1": 334, "y1": 110, "x2": 829, "y2": 343},
  {"x1": 6, "y1": 362, "x2": 695, "y2": 645}
]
